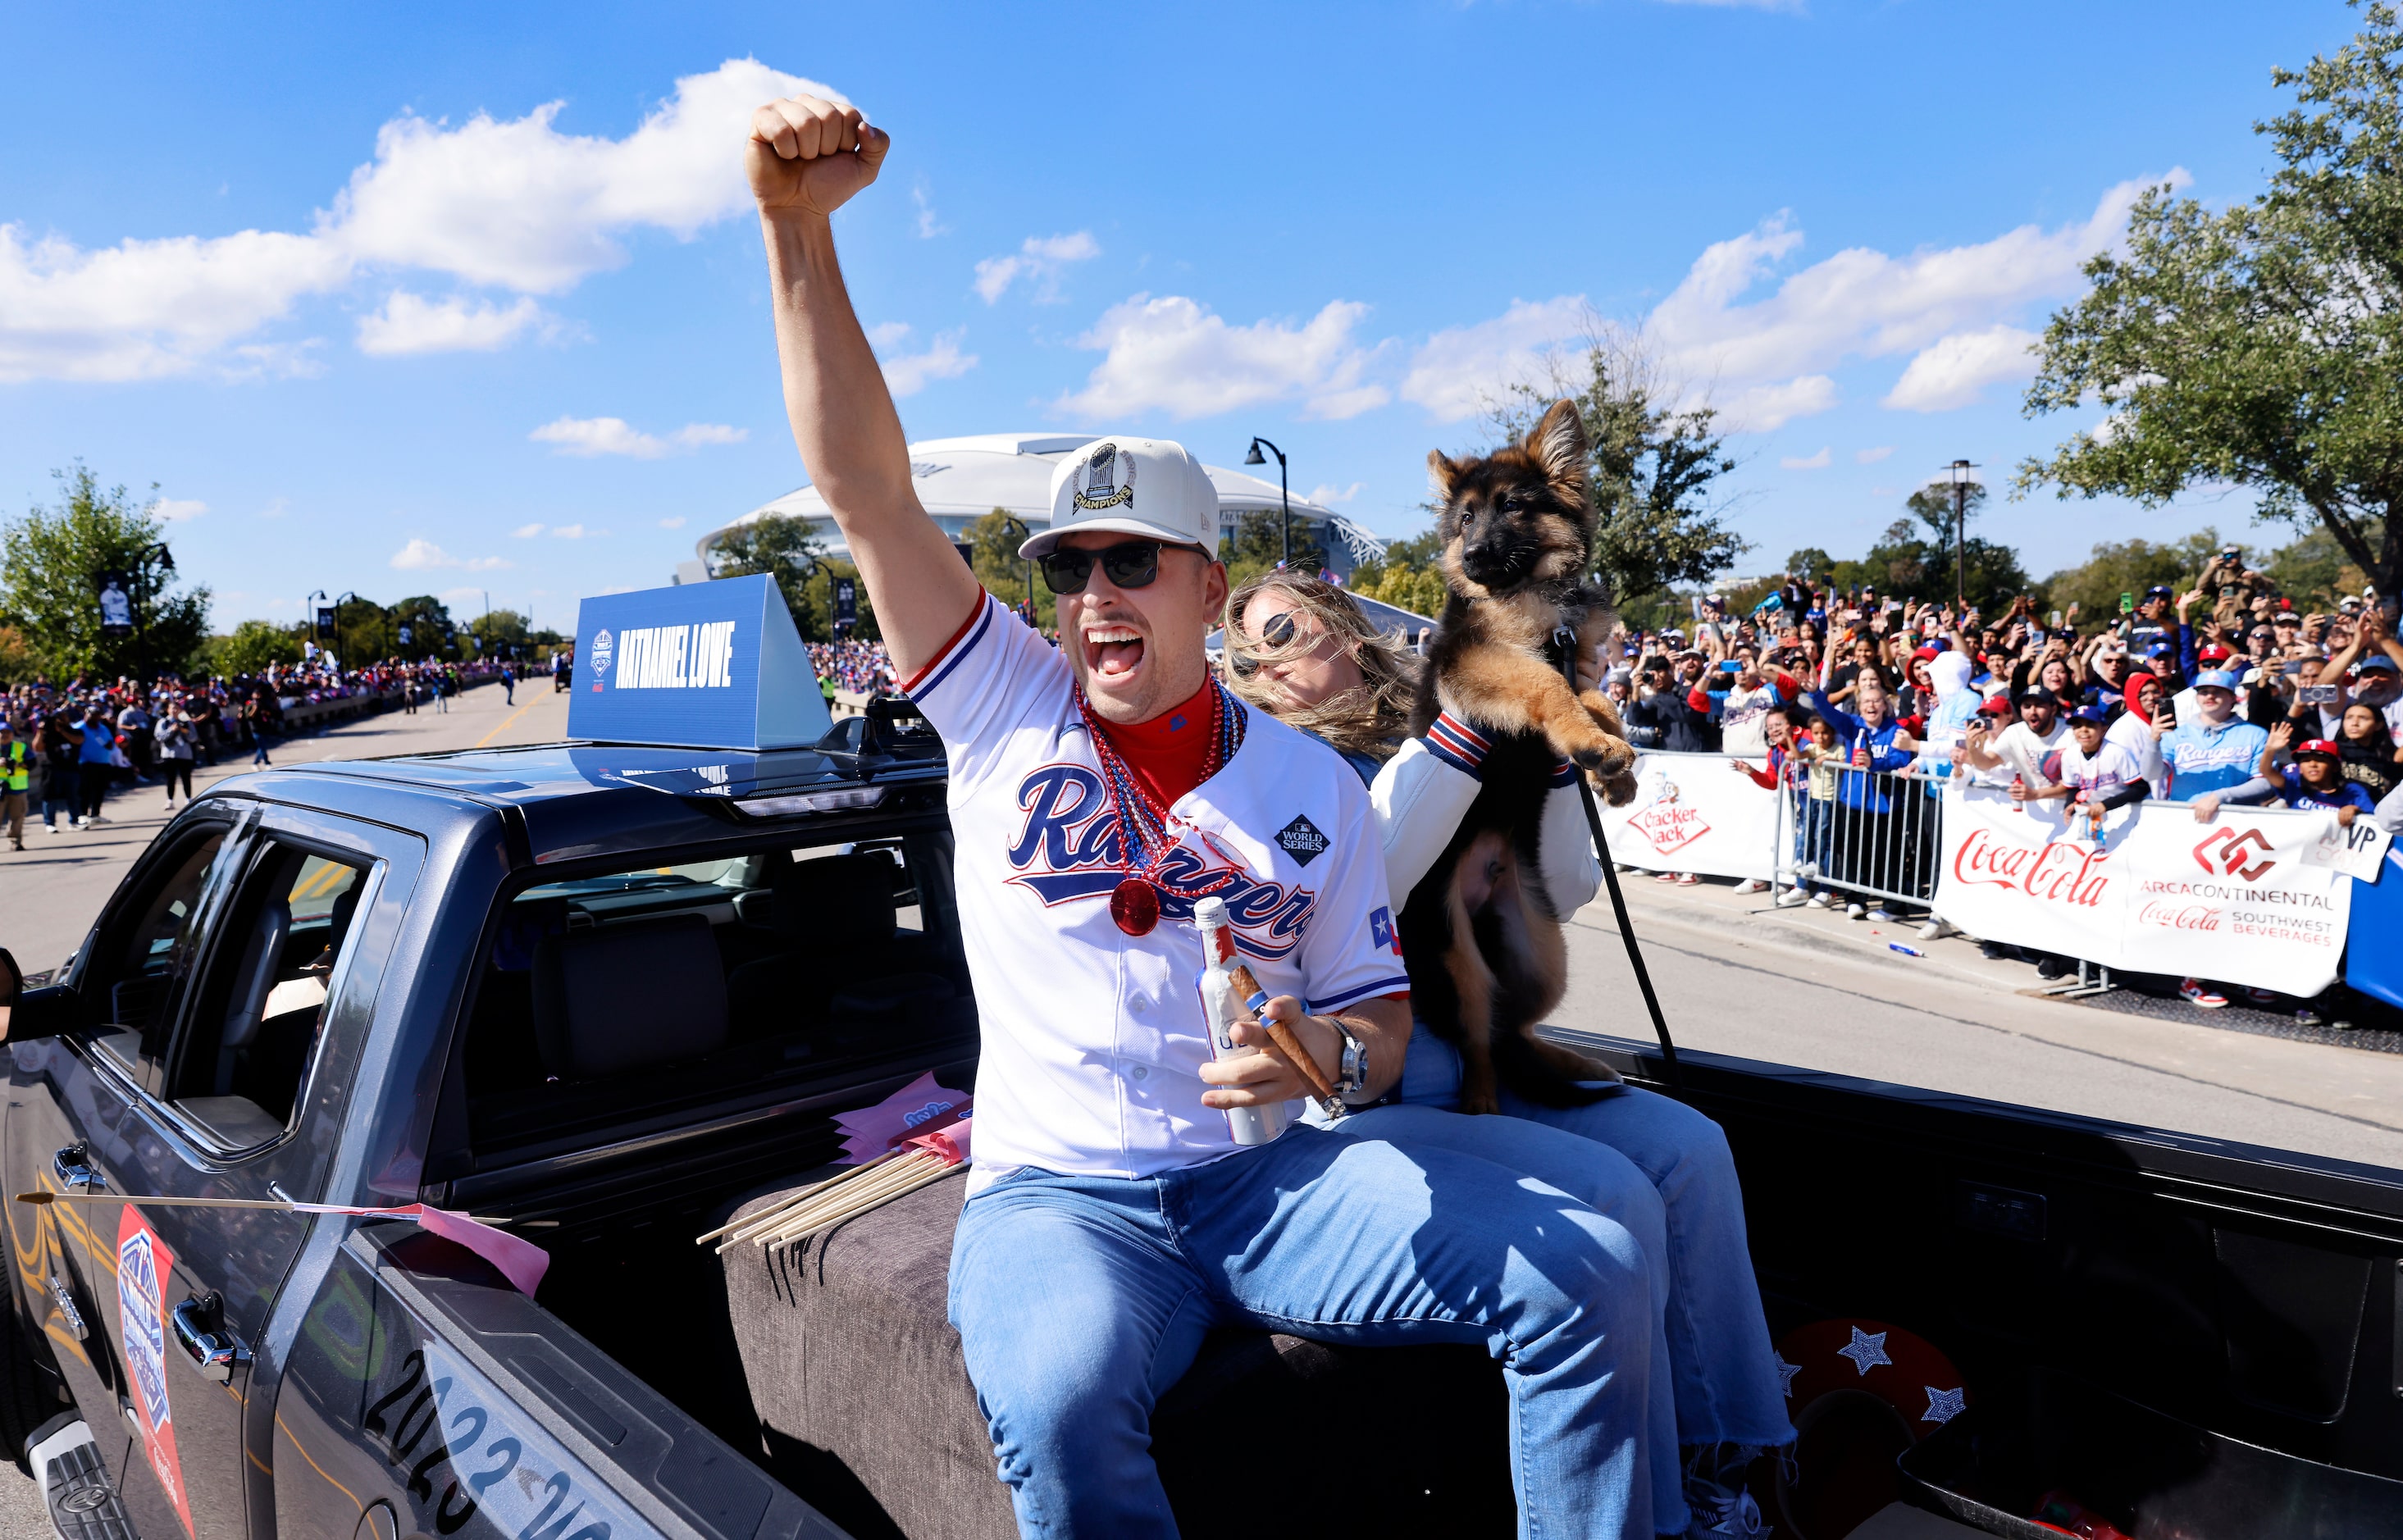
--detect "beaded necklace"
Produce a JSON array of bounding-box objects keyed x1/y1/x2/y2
[{"x1": 1074, "y1": 675, "x2": 1247, "y2": 935}]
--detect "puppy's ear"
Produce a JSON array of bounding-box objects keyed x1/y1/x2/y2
[
  {"x1": 1529, "y1": 399, "x2": 1589, "y2": 492},
  {"x1": 1428, "y1": 449, "x2": 1466, "y2": 503}
]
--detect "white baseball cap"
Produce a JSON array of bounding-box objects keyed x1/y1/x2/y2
[{"x1": 1019, "y1": 437, "x2": 1221, "y2": 559}]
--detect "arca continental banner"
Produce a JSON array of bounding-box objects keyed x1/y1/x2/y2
[{"x1": 1932, "y1": 783, "x2": 2372, "y2": 996}]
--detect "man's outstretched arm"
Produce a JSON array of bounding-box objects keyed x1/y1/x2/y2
[{"x1": 749, "y1": 94, "x2": 982, "y2": 677}]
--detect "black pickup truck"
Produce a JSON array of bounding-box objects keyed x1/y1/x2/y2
[{"x1": 2, "y1": 703, "x2": 2400, "y2": 1540}]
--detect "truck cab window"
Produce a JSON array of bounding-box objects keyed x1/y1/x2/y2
[
  {"x1": 89, "y1": 828, "x2": 228, "y2": 1092},
  {"x1": 458, "y1": 827, "x2": 971, "y2": 1158},
  {"x1": 170, "y1": 845, "x2": 369, "y2": 1150}
]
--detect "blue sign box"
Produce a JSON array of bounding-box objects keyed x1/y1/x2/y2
[{"x1": 568, "y1": 573, "x2": 832, "y2": 749}]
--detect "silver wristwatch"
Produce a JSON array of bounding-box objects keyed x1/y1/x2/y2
[{"x1": 1330, "y1": 1018, "x2": 1369, "y2": 1100}]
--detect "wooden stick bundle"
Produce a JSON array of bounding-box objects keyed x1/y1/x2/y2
[
  {"x1": 697, "y1": 1147, "x2": 963, "y2": 1254},
  {"x1": 1226, "y1": 964, "x2": 1343, "y2": 1110}
]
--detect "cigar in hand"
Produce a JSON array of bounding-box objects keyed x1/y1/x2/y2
[{"x1": 1226, "y1": 964, "x2": 1343, "y2": 1110}]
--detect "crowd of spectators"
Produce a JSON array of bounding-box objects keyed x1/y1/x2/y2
[
  {"x1": 1597, "y1": 549, "x2": 2403, "y2": 1013},
  {"x1": 0, "y1": 654, "x2": 507, "y2": 851},
  {"x1": 808, "y1": 638, "x2": 898, "y2": 697}
]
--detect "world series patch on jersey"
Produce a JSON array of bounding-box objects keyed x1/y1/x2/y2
[{"x1": 902, "y1": 595, "x2": 1409, "y2": 1189}]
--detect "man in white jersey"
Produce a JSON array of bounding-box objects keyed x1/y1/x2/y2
[
  {"x1": 745, "y1": 94, "x2": 1660, "y2": 1539},
  {"x1": 2014, "y1": 703, "x2": 2150, "y2": 833}
]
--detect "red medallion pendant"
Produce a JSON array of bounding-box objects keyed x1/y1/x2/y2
[{"x1": 1110, "y1": 877, "x2": 1160, "y2": 936}]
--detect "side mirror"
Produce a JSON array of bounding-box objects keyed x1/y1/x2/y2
[{"x1": 0, "y1": 949, "x2": 75, "y2": 1044}]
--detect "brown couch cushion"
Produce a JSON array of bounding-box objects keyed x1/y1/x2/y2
[{"x1": 718, "y1": 1169, "x2": 1514, "y2": 1540}]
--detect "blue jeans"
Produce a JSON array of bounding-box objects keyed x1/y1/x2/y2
[
  {"x1": 1370, "y1": 1025, "x2": 1793, "y2": 1456},
  {"x1": 1796, "y1": 797, "x2": 1832, "y2": 893},
  {"x1": 950, "y1": 1124, "x2": 1659, "y2": 1539}
]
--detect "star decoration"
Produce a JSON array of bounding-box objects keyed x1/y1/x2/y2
[
  {"x1": 1774, "y1": 1353, "x2": 1801, "y2": 1400},
  {"x1": 1836, "y1": 1326, "x2": 1891, "y2": 1377},
  {"x1": 1922, "y1": 1385, "x2": 1966, "y2": 1425}
]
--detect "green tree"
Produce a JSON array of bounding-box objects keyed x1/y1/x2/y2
[
  {"x1": 964, "y1": 508, "x2": 1042, "y2": 617},
  {"x1": 467, "y1": 608, "x2": 531, "y2": 658},
  {"x1": 710, "y1": 514, "x2": 830, "y2": 637},
  {"x1": 2264, "y1": 520, "x2": 2378, "y2": 605},
  {"x1": 2040, "y1": 530, "x2": 2227, "y2": 617},
  {"x1": 800, "y1": 558, "x2": 880, "y2": 644},
  {"x1": 1485, "y1": 326, "x2": 1748, "y2": 605},
  {"x1": 2019, "y1": 2, "x2": 2403, "y2": 599},
  {"x1": 205, "y1": 619, "x2": 305, "y2": 677},
  {"x1": 0, "y1": 624, "x2": 38, "y2": 686},
  {"x1": 0, "y1": 464, "x2": 211, "y2": 680},
  {"x1": 1784, "y1": 547, "x2": 1836, "y2": 583},
  {"x1": 388, "y1": 596, "x2": 458, "y2": 660},
  {"x1": 1218, "y1": 509, "x2": 1329, "y2": 597}
]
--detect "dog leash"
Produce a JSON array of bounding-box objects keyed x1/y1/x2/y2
[{"x1": 1555, "y1": 628, "x2": 1682, "y2": 1087}]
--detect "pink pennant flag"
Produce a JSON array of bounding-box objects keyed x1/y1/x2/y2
[
  {"x1": 297, "y1": 1201, "x2": 551, "y2": 1296},
  {"x1": 831, "y1": 1072, "x2": 972, "y2": 1164},
  {"x1": 904, "y1": 1111, "x2": 973, "y2": 1166}
]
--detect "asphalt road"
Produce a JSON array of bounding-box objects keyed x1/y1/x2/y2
[
  {"x1": 1563, "y1": 874, "x2": 2403, "y2": 1173},
  {"x1": 2, "y1": 678, "x2": 572, "y2": 980}
]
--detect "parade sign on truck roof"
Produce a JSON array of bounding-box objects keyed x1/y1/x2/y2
[{"x1": 568, "y1": 573, "x2": 832, "y2": 750}]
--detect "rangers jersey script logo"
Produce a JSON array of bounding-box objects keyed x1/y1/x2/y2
[{"x1": 1007, "y1": 763, "x2": 1319, "y2": 956}]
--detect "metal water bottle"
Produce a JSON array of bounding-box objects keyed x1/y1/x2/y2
[{"x1": 1194, "y1": 896, "x2": 1288, "y2": 1146}]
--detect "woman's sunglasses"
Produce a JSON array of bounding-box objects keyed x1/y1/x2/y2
[
  {"x1": 1228, "y1": 612, "x2": 1299, "y2": 678},
  {"x1": 1038, "y1": 540, "x2": 1170, "y2": 595}
]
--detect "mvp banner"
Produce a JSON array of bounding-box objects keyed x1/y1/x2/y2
[
  {"x1": 1599, "y1": 752, "x2": 1779, "y2": 882},
  {"x1": 1933, "y1": 785, "x2": 2358, "y2": 996}
]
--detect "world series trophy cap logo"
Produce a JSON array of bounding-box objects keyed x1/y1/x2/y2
[{"x1": 1072, "y1": 441, "x2": 1136, "y2": 511}]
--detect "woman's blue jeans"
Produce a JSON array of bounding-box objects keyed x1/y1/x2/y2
[
  {"x1": 1361, "y1": 1024, "x2": 1794, "y2": 1457},
  {"x1": 949, "y1": 1124, "x2": 1661, "y2": 1539}
]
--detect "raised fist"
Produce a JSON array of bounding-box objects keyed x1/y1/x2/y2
[{"x1": 747, "y1": 95, "x2": 889, "y2": 218}]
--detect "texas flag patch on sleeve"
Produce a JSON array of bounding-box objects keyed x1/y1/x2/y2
[{"x1": 1370, "y1": 905, "x2": 1402, "y2": 956}]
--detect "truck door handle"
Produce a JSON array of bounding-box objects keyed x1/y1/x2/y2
[
  {"x1": 51, "y1": 1146, "x2": 97, "y2": 1191},
  {"x1": 169, "y1": 1295, "x2": 250, "y2": 1383}
]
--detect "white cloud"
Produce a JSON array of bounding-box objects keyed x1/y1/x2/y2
[
  {"x1": 879, "y1": 327, "x2": 977, "y2": 397},
  {"x1": 911, "y1": 180, "x2": 949, "y2": 239},
  {"x1": 1309, "y1": 481, "x2": 1365, "y2": 504},
  {"x1": 356, "y1": 290, "x2": 549, "y2": 355},
  {"x1": 331, "y1": 59, "x2": 841, "y2": 293},
  {"x1": 0, "y1": 59, "x2": 845, "y2": 380},
  {"x1": 1721, "y1": 374, "x2": 1838, "y2": 431},
  {"x1": 1058, "y1": 294, "x2": 1390, "y2": 421},
  {"x1": 659, "y1": 516, "x2": 686, "y2": 529},
  {"x1": 1856, "y1": 444, "x2": 1895, "y2": 463},
  {"x1": 0, "y1": 224, "x2": 349, "y2": 381},
  {"x1": 1881, "y1": 324, "x2": 2041, "y2": 412},
  {"x1": 153, "y1": 498, "x2": 207, "y2": 522},
  {"x1": 973, "y1": 231, "x2": 1100, "y2": 303},
  {"x1": 528, "y1": 415, "x2": 748, "y2": 458},
  {"x1": 1400, "y1": 295, "x2": 1591, "y2": 423},
  {"x1": 866, "y1": 321, "x2": 912, "y2": 349},
  {"x1": 1780, "y1": 446, "x2": 1832, "y2": 470},
  {"x1": 551, "y1": 523, "x2": 586, "y2": 539},
  {"x1": 391, "y1": 538, "x2": 508, "y2": 572},
  {"x1": 1644, "y1": 174, "x2": 2184, "y2": 421},
  {"x1": 512, "y1": 522, "x2": 545, "y2": 538}
]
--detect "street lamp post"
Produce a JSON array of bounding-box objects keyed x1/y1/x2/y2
[
  {"x1": 1243, "y1": 437, "x2": 1290, "y2": 567},
  {"x1": 1944, "y1": 460, "x2": 1978, "y2": 612},
  {"x1": 130, "y1": 541, "x2": 174, "y2": 685},
  {"x1": 996, "y1": 515, "x2": 1036, "y2": 618},
  {"x1": 331, "y1": 591, "x2": 358, "y2": 672}
]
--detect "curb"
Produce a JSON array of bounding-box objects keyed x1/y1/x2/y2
[{"x1": 1577, "y1": 876, "x2": 2033, "y2": 994}]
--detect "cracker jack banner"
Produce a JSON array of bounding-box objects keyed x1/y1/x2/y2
[
  {"x1": 1598, "y1": 752, "x2": 1778, "y2": 882},
  {"x1": 1933, "y1": 786, "x2": 2366, "y2": 996}
]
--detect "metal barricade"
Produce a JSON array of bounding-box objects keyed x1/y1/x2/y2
[{"x1": 1769, "y1": 763, "x2": 1947, "y2": 909}]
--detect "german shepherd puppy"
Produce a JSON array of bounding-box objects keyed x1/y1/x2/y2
[{"x1": 1400, "y1": 399, "x2": 1635, "y2": 1114}]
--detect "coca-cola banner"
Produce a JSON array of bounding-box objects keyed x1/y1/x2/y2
[
  {"x1": 1933, "y1": 785, "x2": 2355, "y2": 996},
  {"x1": 1598, "y1": 751, "x2": 1780, "y2": 882}
]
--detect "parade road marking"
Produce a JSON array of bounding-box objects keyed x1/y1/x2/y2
[{"x1": 473, "y1": 695, "x2": 545, "y2": 749}]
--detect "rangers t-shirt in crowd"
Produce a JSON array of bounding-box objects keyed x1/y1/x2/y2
[{"x1": 902, "y1": 594, "x2": 1409, "y2": 1192}]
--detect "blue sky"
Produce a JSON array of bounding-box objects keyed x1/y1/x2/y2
[{"x1": 0, "y1": 1, "x2": 2355, "y2": 630}]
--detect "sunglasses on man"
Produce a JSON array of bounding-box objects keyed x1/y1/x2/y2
[{"x1": 1038, "y1": 539, "x2": 1203, "y2": 596}]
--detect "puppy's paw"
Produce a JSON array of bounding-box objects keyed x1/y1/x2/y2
[
  {"x1": 1594, "y1": 768, "x2": 1639, "y2": 807},
  {"x1": 1569, "y1": 731, "x2": 1637, "y2": 781},
  {"x1": 1457, "y1": 1088, "x2": 1502, "y2": 1117}
]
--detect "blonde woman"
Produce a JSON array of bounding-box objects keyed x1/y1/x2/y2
[{"x1": 1224, "y1": 570, "x2": 1793, "y2": 1535}]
